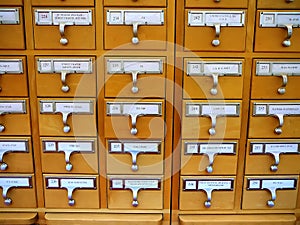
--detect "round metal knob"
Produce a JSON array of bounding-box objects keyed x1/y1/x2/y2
[
  {"x1": 132, "y1": 200, "x2": 139, "y2": 207},
  {"x1": 131, "y1": 86, "x2": 139, "y2": 93},
  {"x1": 0, "y1": 125, "x2": 5, "y2": 133},
  {"x1": 210, "y1": 88, "x2": 218, "y2": 95},
  {"x1": 60, "y1": 38, "x2": 68, "y2": 45},
  {"x1": 282, "y1": 39, "x2": 291, "y2": 47},
  {"x1": 64, "y1": 125, "x2": 71, "y2": 133},
  {"x1": 212, "y1": 39, "x2": 220, "y2": 46},
  {"x1": 131, "y1": 128, "x2": 138, "y2": 135},
  {"x1": 0, "y1": 163, "x2": 8, "y2": 171},
  {"x1": 270, "y1": 165, "x2": 278, "y2": 172},
  {"x1": 204, "y1": 201, "x2": 211, "y2": 208},
  {"x1": 132, "y1": 37, "x2": 139, "y2": 45},
  {"x1": 209, "y1": 128, "x2": 216, "y2": 136},
  {"x1": 274, "y1": 127, "x2": 282, "y2": 134},
  {"x1": 131, "y1": 164, "x2": 138, "y2": 171},
  {"x1": 4, "y1": 198, "x2": 12, "y2": 206},
  {"x1": 267, "y1": 200, "x2": 275, "y2": 207},
  {"x1": 68, "y1": 199, "x2": 75, "y2": 206},
  {"x1": 206, "y1": 166, "x2": 213, "y2": 173},
  {"x1": 62, "y1": 85, "x2": 70, "y2": 93},
  {"x1": 66, "y1": 163, "x2": 73, "y2": 171},
  {"x1": 277, "y1": 88, "x2": 286, "y2": 95}
]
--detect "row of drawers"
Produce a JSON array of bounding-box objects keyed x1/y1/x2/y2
[
  {"x1": 3, "y1": 0, "x2": 300, "y2": 9},
  {"x1": 1, "y1": 174, "x2": 299, "y2": 210},
  {"x1": 1, "y1": 7, "x2": 300, "y2": 51},
  {"x1": 1, "y1": 57, "x2": 300, "y2": 99}
]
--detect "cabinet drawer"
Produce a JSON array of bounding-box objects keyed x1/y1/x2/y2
[
  {"x1": 104, "y1": 0, "x2": 166, "y2": 7},
  {"x1": 185, "y1": 0, "x2": 248, "y2": 8},
  {"x1": 32, "y1": 0, "x2": 94, "y2": 6}
]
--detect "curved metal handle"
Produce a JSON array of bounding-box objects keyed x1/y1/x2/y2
[
  {"x1": 67, "y1": 187, "x2": 75, "y2": 206},
  {"x1": 210, "y1": 74, "x2": 219, "y2": 95},
  {"x1": 266, "y1": 188, "x2": 277, "y2": 207},
  {"x1": 0, "y1": 149, "x2": 8, "y2": 171},
  {"x1": 270, "y1": 152, "x2": 281, "y2": 172},
  {"x1": 2, "y1": 186, "x2": 12, "y2": 205},
  {"x1": 59, "y1": 23, "x2": 68, "y2": 45},
  {"x1": 130, "y1": 187, "x2": 140, "y2": 207},
  {"x1": 61, "y1": 112, "x2": 71, "y2": 133},
  {"x1": 204, "y1": 189, "x2": 213, "y2": 208},
  {"x1": 61, "y1": 71, "x2": 70, "y2": 93},
  {"x1": 0, "y1": 124, "x2": 5, "y2": 133},
  {"x1": 277, "y1": 74, "x2": 288, "y2": 95},
  {"x1": 205, "y1": 153, "x2": 216, "y2": 173},
  {"x1": 128, "y1": 150, "x2": 139, "y2": 171},
  {"x1": 282, "y1": 24, "x2": 293, "y2": 47},
  {"x1": 208, "y1": 115, "x2": 217, "y2": 136},
  {"x1": 274, "y1": 114, "x2": 284, "y2": 134},
  {"x1": 212, "y1": 24, "x2": 221, "y2": 46},
  {"x1": 63, "y1": 150, "x2": 73, "y2": 171},
  {"x1": 131, "y1": 71, "x2": 139, "y2": 93},
  {"x1": 131, "y1": 22, "x2": 140, "y2": 45},
  {"x1": 129, "y1": 114, "x2": 138, "y2": 135}
]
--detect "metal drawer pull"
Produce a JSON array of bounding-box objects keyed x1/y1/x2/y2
[
  {"x1": 132, "y1": 22, "x2": 140, "y2": 44},
  {"x1": 277, "y1": 74, "x2": 288, "y2": 94},
  {"x1": 274, "y1": 114, "x2": 284, "y2": 134},
  {"x1": 282, "y1": 24, "x2": 293, "y2": 47},
  {"x1": 59, "y1": 23, "x2": 68, "y2": 45},
  {"x1": 212, "y1": 24, "x2": 221, "y2": 46}
]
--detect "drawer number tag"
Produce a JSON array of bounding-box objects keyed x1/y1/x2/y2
[
  {"x1": 188, "y1": 11, "x2": 245, "y2": 46},
  {"x1": 185, "y1": 142, "x2": 236, "y2": 173},
  {"x1": 183, "y1": 178, "x2": 234, "y2": 208},
  {"x1": 107, "y1": 58, "x2": 163, "y2": 94},
  {"x1": 0, "y1": 176, "x2": 32, "y2": 205},
  {"x1": 38, "y1": 58, "x2": 93, "y2": 93},
  {"x1": 251, "y1": 142, "x2": 300, "y2": 172},
  {"x1": 109, "y1": 140, "x2": 161, "y2": 171},
  {"x1": 35, "y1": 10, "x2": 93, "y2": 45},
  {"x1": 43, "y1": 140, "x2": 95, "y2": 171},
  {"x1": 186, "y1": 103, "x2": 240, "y2": 135},
  {"x1": 110, "y1": 178, "x2": 161, "y2": 207},
  {"x1": 256, "y1": 61, "x2": 300, "y2": 95},
  {"x1": 106, "y1": 10, "x2": 164, "y2": 45},
  {"x1": 0, "y1": 9, "x2": 19, "y2": 24},
  {"x1": 187, "y1": 61, "x2": 242, "y2": 95},
  {"x1": 40, "y1": 100, "x2": 94, "y2": 133},
  {"x1": 107, "y1": 102, "x2": 162, "y2": 135},
  {"x1": 260, "y1": 12, "x2": 300, "y2": 47},
  {"x1": 253, "y1": 103, "x2": 300, "y2": 134},
  {"x1": 247, "y1": 178, "x2": 297, "y2": 207}
]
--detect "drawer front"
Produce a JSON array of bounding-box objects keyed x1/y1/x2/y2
[
  {"x1": 32, "y1": 0, "x2": 94, "y2": 6},
  {"x1": 255, "y1": 11, "x2": 300, "y2": 52},
  {"x1": 0, "y1": 99, "x2": 31, "y2": 135},
  {"x1": 257, "y1": 0, "x2": 300, "y2": 9},
  {"x1": 105, "y1": 57, "x2": 166, "y2": 98},
  {"x1": 38, "y1": 99, "x2": 96, "y2": 136},
  {"x1": 248, "y1": 100, "x2": 300, "y2": 138},
  {"x1": 36, "y1": 57, "x2": 96, "y2": 97},
  {"x1": 107, "y1": 175, "x2": 163, "y2": 209},
  {"x1": 245, "y1": 139, "x2": 300, "y2": 175},
  {"x1": 104, "y1": 100, "x2": 165, "y2": 139},
  {"x1": 0, "y1": 174, "x2": 36, "y2": 208},
  {"x1": 104, "y1": 0, "x2": 166, "y2": 7},
  {"x1": 0, "y1": 8, "x2": 25, "y2": 49},
  {"x1": 0, "y1": 57, "x2": 28, "y2": 97},
  {"x1": 251, "y1": 59, "x2": 300, "y2": 99},
  {"x1": 104, "y1": 8, "x2": 167, "y2": 50},
  {"x1": 183, "y1": 58, "x2": 244, "y2": 99},
  {"x1": 185, "y1": 0, "x2": 248, "y2": 8},
  {"x1": 41, "y1": 138, "x2": 98, "y2": 174},
  {"x1": 107, "y1": 140, "x2": 164, "y2": 175},
  {"x1": 181, "y1": 140, "x2": 238, "y2": 175},
  {"x1": 242, "y1": 176, "x2": 299, "y2": 209},
  {"x1": 184, "y1": 10, "x2": 246, "y2": 51},
  {"x1": 0, "y1": 137, "x2": 33, "y2": 173},
  {"x1": 33, "y1": 8, "x2": 95, "y2": 49},
  {"x1": 180, "y1": 176, "x2": 236, "y2": 210},
  {"x1": 0, "y1": 0, "x2": 23, "y2": 5},
  {"x1": 182, "y1": 100, "x2": 242, "y2": 139},
  {"x1": 44, "y1": 175, "x2": 99, "y2": 208}
]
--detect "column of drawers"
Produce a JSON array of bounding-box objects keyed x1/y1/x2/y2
[{"x1": 0, "y1": 0, "x2": 37, "y2": 223}]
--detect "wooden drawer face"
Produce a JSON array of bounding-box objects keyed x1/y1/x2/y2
[
  {"x1": 36, "y1": 57, "x2": 96, "y2": 97},
  {"x1": 248, "y1": 100, "x2": 300, "y2": 138},
  {"x1": 0, "y1": 8, "x2": 25, "y2": 49},
  {"x1": 107, "y1": 140, "x2": 164, "y2": 175},
  {"x1": 33, "y1": 8, "x2": 95, "y2": 50},
  {"x1": 181, "y1": 140, "x2": 238, "y2": 175},
  {"x1": 40, "y1": 138, "x2": 98, "y2": 174},
  {"x1": 38, "y1": 98, "x2": 97, "y2": 136},
  {"x1": 0, "y1": 137, "x2": 33, "y2": 173},
  {"x1": 104, "y1": 8, "x2": 167, "y2": 50},
  {"x1": 245, "y1": 139, "x2": 300, "y2": 175},
  {"x1": 182, "y1": 100, "x2": 242, "y2": 139},
  {"x1": 104, "y1": 0, "x2": 166, "y2": 7},
  {"x1": 0, "y1": 57, "x2": 28, "y2": 97},
  {"x1": 185, "y1": 0, "x2": 248, "y2": 8},
  {"x1": 183, "y1": 58, "x2": 244, "y2": 99},
  {"x1": 0, "y1": 98, "x2": 31, "y2": 136},
  {"x1": 257, "y1": 0, "x2": 300, "y2": 9},
  {"x1": 107, "y1": 175, "x2": 163, "y2": 209},
  {"x1": 44, "y1": 175, "x2": 99, "y2": 209},
  {"x1": 184, "y1": 10, "x2": 246, "y2": 51},
  {"x1": 251, "y1": 59, "x2": 300, "y2": 99},
  {"x1": 0, "y1": 0, "x2": 23, "y2": 5},
  {"x1": 105, "y1": 57, "x2": 166, "y2": 98},
  {"x1": 255, "y1": 11, "x2": 300, "y2": 52},
  {"x1": 104, "y1": 100, "x2": 165, "y2": 139},
  {"x1": 32, "y1": 0, "x2": 94, "y2": 6},
  {"x1": 180, "y1": 176, "x2": 235, "y2": 210},
  {"x1": 179, "y1": 214, "x2": 297, "y2": 225},
  {"x1": 0, "y1": 174, "x2": 36, "y2": 208},
  {"x1": 242, "y1": 176, "x2": 299, "y2": 209}
]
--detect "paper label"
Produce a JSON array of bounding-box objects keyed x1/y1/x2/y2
[
  {"x1": 198, "y1": 180, "x2": 233, "y2": 190},
  {"x1": 251, "y1": 144, "x2": 264, "y2": 153},
  {"x1": 110, "y1": 142, "x2": 123, "y2": 152},
  {"x1": 122, "y1": 103, "x2": 161, "y2": 115},
  {"x1": 202, "y1": 104, "x2": 238, "y2": 116},
  {"x1": 0, "y1": 9, "x2": 19, "y2": 24},
  {"x1": 124, "y1": 143, "x2": 159, "y2": 153},
  {"x1": 108, "y1": 104, "x2": 121, "y2": 114},
  {"x1": 38, "y1": 59, "x2": 92, "y2": 73},
  {"x1": 0, "y1": 177, "x2": 30, "y2": 187},
  {"x1": 0, "y1": 60, "x2": 23, "y2": 73},
  {"x1": 111, "y1": 179, "x2": 123, "y2": 188},
  {"x1": 124, "y1": 11, "x2": 164, "y2": 24},
  {"x1": 124, "y1": 179, "x2": 159, "y2": 189},
  {"x1": 185, "y1": 180, "x2": 197, "y2": 190},
  {"x1": 262, "y1": 179, "x2": 296, "y2": 189},
  {"x1": 265, "y1": 143, "x2": 298, "y2": 153},
  {"x1": 277, "y1": 14, "x2": 300, "y2": 26},
  {"x1": 199, "y1": 143, "x2": 235, "y2": 154},
  {"x1": 0, "y1": 141, "x2": 28, "y2": 152},
  {"x1": 186, "y1": 144, "x2": 199, "y2": 154},
  {"x1": 188, "y1": 13, "x2": 203, "y2": 25},
  {"x1": 205, "y1": 13, "x2": 243, "y2": 24},
  {"x1": 269, "y1": 104, "x2": 300, "y2": 115},
  {"x1": 248, "y1": 179, "x2": 261, "y2": 189},
  {"x1": 187, "y1": 104, "x2": 200, "y2": 116},
  {"x1": 41, "y1": 102, "x2": 54, "y2": 113},
  {"x1": 58, "y1": 142, "x2": 93, "y2": 152},
  {"x1": 0, "y1": 101, "x2": 26, "y2": 113},
  {"x1": 44, "y1": 142, "x2": 56, "y2": 151},
  {"x1": 187, "y1": 62, "x2": 202, "y2": 75},
  {"x1": 254, "y1": 104, "x2": 267, "y2": 115},
  {"x1": 260, "y1": 12, "x2": 300, "y2": 27},
  {"x1": 107, "y1": 59, "x2": 162, "y2": 74},
  {"x1": 257, "y1": 63, "x2": 271, "y2": 74},
  {"x1": 47, "y1": 177, "x2": 96, "y2": 189},
  {"x1": 55, "y1": 102, "x2": 92, "y2": 113},
  {"x1": 257, "y1": 62, "x2": 300, "y2": 75},
  {"x1": 203, "y1": 63, "x2": 241, "y2": 75}
]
